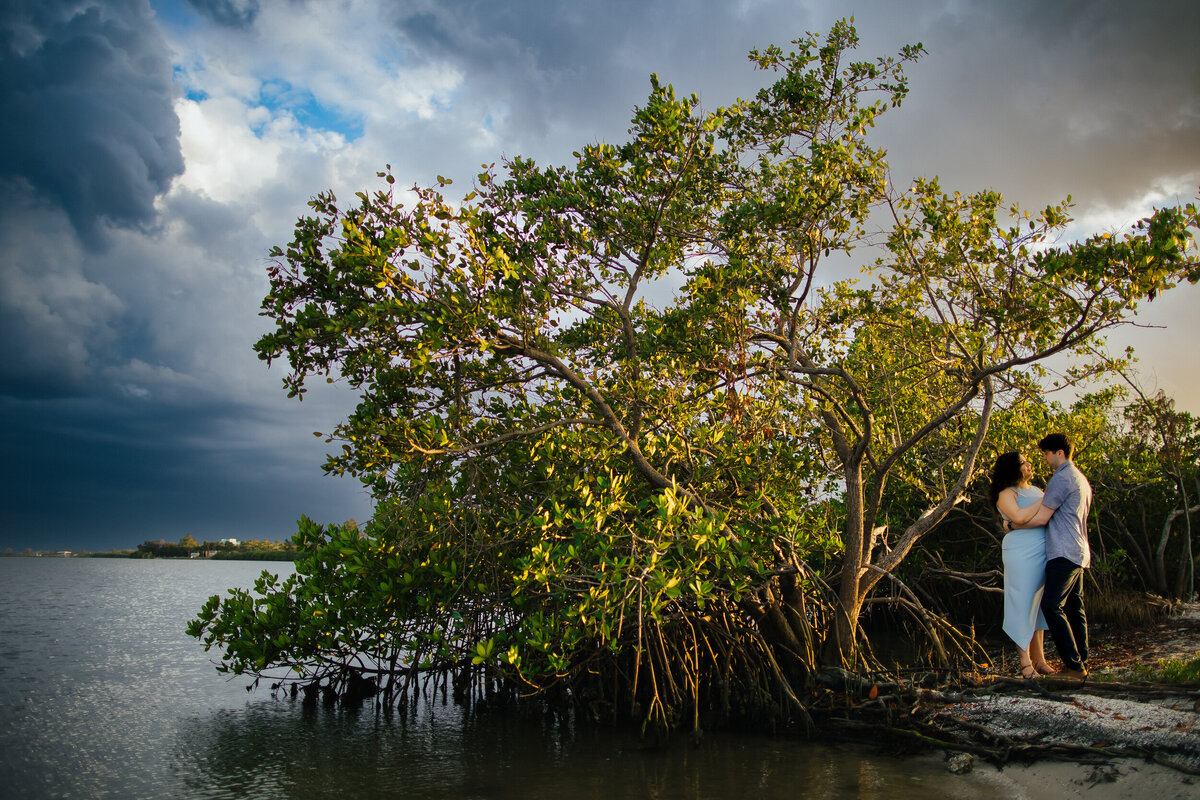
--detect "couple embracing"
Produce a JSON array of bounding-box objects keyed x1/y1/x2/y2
[{"x1": 988, "y1": 433, "x2": 1092, "y2": 680}]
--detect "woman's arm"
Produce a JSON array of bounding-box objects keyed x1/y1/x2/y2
[{"x1": 996, "y1": 489, "x2": 1043, "y2": 525}]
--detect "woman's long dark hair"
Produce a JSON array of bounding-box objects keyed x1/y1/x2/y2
[{"x1": 988, "y1": 451, "x2": 1023, "y2": 509}]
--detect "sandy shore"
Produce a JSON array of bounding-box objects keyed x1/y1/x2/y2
[
  {"x1": 932, "y1": 677, "x2": 1200, "y2": 798},
  {"x1": 945, "y1": 689, "x2": 1200, "y2": 769},
  {"x1": 917, "y1": 603, "x2": 1200, "y2": 798},
  {"x1": 970, "y1": 757, "x2": 1197, "y2": 800}
]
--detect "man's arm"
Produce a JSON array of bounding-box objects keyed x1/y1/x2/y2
[
  {"x1": 1009, "y1": 504, "x2": 1054, "y2": 530},
  {"x1": 1006, "y1": 467, "x2": 1067, "y2": 531}
]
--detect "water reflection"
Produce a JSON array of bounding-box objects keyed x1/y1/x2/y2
[
  {"x1": 2, "y1": 559, "x2": 1001, "y2": 800},
  {"x1": 177, "y1": 697, "x2": 994, "y2": 800}
]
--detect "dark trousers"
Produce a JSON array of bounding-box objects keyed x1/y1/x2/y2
[{"x1": 1041, "y1": 557, "x2": 1088, "y2": 670}]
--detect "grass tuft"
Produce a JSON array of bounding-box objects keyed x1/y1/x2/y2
[{"x1": 1118, "y1": 652, "x2": 1200, "y2": 684}]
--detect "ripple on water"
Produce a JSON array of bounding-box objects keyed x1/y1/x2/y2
[{"x1": 2, "y1": 559, "x2": 1001, "y2": 800}]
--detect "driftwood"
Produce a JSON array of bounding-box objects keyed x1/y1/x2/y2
[
  {"x1": 1051, "y1": 677, "x2": 1200, "y2": 701},
  {"x1": 921, "y1": 566, "x2": 1004, "y2": 595},
  {"x1": 830, "y1": 717, "x2": 1200, "y2": 776}
]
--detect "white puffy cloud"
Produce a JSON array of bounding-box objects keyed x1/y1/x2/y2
[{"x1": 174, "y1": 95, "x2": 353, "y2": 203}]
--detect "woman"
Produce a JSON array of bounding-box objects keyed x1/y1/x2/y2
[{"x1": 988, "y1": 451, "x2": 1052, "y2": 678}]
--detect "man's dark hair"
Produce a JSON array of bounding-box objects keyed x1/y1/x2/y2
[{"x1": 1038, "y1": 432, "x2": 1072, "y2": 458}]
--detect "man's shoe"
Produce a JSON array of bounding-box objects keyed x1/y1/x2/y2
[{"x1": 1056, "y1": 667, "x2": 1087, "y2": 681}]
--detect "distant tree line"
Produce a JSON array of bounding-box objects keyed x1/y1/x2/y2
[{"x1": 135, "y1": 534, "x2": 299, "y2": 561}]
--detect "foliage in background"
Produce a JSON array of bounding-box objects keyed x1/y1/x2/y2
[{"x1": 899, "y1": 386, "x2": 1199, "y2": 631}]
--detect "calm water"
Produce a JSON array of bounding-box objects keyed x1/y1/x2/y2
[{"x1": 0, "y1": 558, "x2": 1004, "y2": 799}]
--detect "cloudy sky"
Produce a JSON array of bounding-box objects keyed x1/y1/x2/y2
[{"x1": 2, "y1": 0, "x2": 1197, "y2": 552}]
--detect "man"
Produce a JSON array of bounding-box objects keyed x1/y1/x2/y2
[{"x1": 1006, "y1": 433, "x2": 1092, "y2": 680}]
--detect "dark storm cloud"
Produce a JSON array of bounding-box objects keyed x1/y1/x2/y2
[
  {"x1": 0, "y1": 1, "x2": 190, "y2": 399},
  {"x1": 0, "y1": 0, "x2": 183, "y2": 237},
  {"x1": 868, "y1": 0, "x2": 1200, "y2": 208},
  {"x1": 382, "y1": 0, "x2": 1197, "y2": 212},
  {"x1": 386, "y1": 0, "x2": 812, "y2": 155},
  {"x1": 0, "y1": 393, "x2": 372, "y2": 550},
  {"x1": 185, "y1": 0, "x2": 260, "y2": 28}
]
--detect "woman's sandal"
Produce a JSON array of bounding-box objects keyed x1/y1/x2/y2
[
  {"x1": 1034, "y1": 662, "x2": 1054, "y2": 675},
  {"x1": 1018, "y1": 664, "x2": 1039, "y2": 679}
]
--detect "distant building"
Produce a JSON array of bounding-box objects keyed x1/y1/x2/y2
[{"x1": 219, "y1": 538, "x2": 240, "y2": 547}]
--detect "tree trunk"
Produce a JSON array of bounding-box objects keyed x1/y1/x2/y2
[
  {"x1": 1167, "y1": 472, "x2": 1198, "y2": 599},
  {"x1": 1178, "y1": 475, "x2": 1194, "y2": 600},
  {"x1": 832, "y1": 464, "x2": 866, "y2": 666},
  {"x1": 1154, "y1": 510, "x2": 1173, "y2": 597},
  {"x1": 1102, "y1": 510, "x2": 1154, "y2": 591}
]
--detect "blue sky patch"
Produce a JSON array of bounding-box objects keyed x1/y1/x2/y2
[
  {"x1": 149, "y1": 0, "x2": 201, "y2": 32},
  {"x1": 256, "y1": 80, "x2": 365, "y2": 140}
]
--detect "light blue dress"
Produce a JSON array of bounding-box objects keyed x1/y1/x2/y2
[{"x1": 1001, "y1": 486, "x2": 1049, "y2": 650}]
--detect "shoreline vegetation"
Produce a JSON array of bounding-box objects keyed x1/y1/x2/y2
[
  {"x1": 133, "y1": 536, "x2": 299, "y2": 561},
  {"x1": 1, "y1": 533, "x2": 309, "y2": 561}
]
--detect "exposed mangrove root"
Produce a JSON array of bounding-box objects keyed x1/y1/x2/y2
[
  {"x1": 985, "y1": 676, "x2": 1077, "y2": 702},
  {"x1": 1039, "y1": 678, "x2": 1200, "y2": 701},
  {"x1": 256, "y1": 626, "x2": 1200, "y2": 778},
  {"x1": 247, "y1": 566, "x2": 1005, "y2": 743},
  {"x1": 864, "y1": 567, "x2": 993, "y2": 669},
  {"x1": 232, "y1": 563, "x2": 1200, "y2": 783}
]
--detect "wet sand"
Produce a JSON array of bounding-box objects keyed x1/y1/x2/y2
[{"x1": 973, "y1": 757, "x2": 1197, "y2": 800}]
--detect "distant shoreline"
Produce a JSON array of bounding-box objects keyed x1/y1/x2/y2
[{"x1": 0, "y1": 550, "x2": 297, "y2": 561}]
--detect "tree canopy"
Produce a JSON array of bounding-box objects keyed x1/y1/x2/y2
[{"x1": 190, "y1": 21, "x2": 1200, "y2": 733}]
